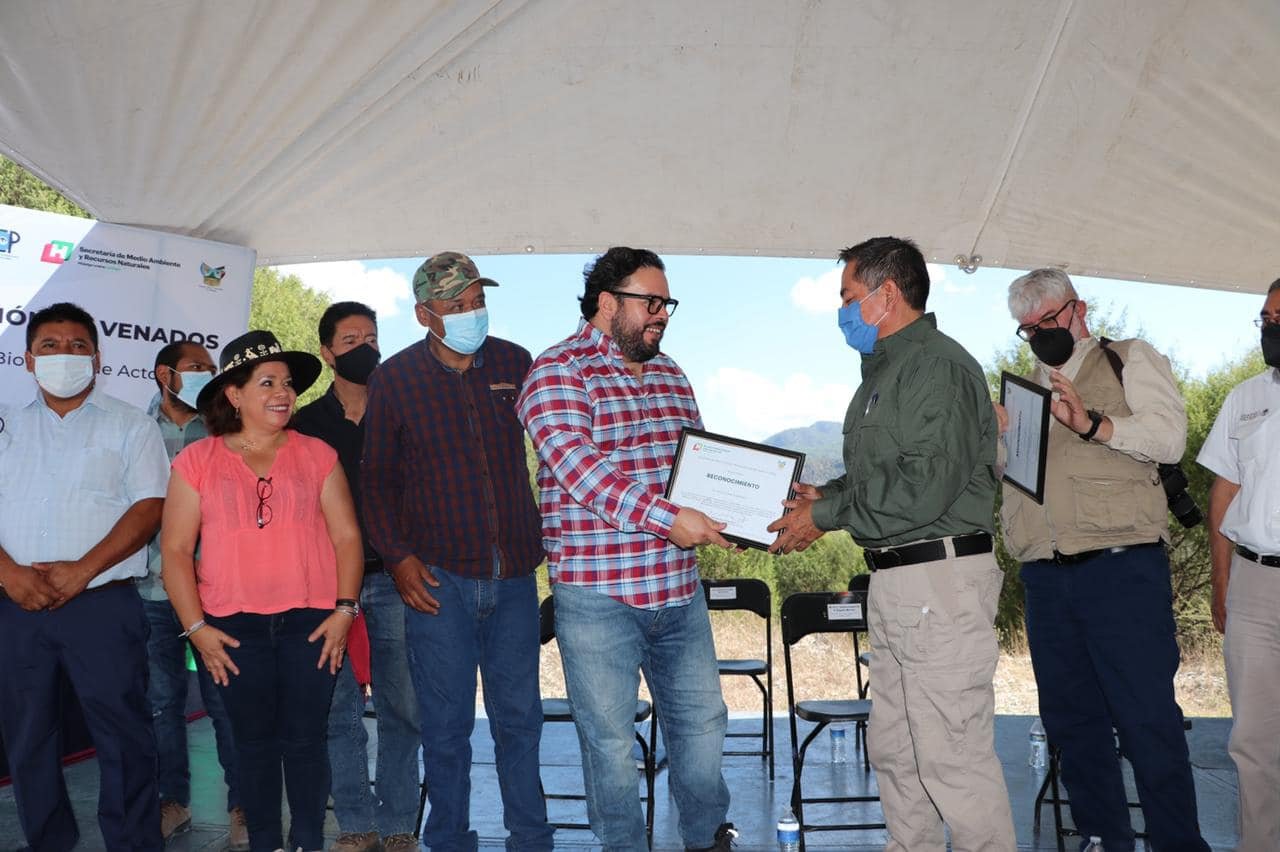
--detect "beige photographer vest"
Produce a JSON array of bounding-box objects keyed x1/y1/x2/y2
[{"x1": 1001, "y1": 340, "x2": 1169, "y2": 562}]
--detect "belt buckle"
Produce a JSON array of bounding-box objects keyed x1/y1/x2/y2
[{"x1": 875, "y1": 548, "x2": 903, "y2": 570}]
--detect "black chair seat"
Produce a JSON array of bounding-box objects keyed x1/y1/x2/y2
[
  {"x1": 542, "y1": 697, "x2": 652, "y2": 724},
  {"x1": 717, "y1": 658, "x2": 767, "y2": 676},
  {"x1": 796, "y1": 698, "x2": 871, "y2": 724}
]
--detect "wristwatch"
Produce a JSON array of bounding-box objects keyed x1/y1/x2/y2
[{"x1": 1079, "y1": 410, "x2": 1104, "y2": 442}]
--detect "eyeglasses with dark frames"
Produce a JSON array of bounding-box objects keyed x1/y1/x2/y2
[
  {"x1": 1253, "y1": 316, "x2": 1280, "y2": 329},
  {"x1": 256, "y1": 476, "x2": 273, "y2": 529},
  {"x1": 1016, "y1": 299, "x2": 1077, "y2": 342},
  {"x1": 606, "y1": 290, "x2": 679, "y2": 316}
]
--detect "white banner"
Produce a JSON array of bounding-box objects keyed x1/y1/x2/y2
[{"x1": 0, "y1": 204, "x2": 254, "y2": 409}]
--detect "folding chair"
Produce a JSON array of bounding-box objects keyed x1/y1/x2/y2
[
  {"x1": 537, "y1": 596, "x2": 658, "y2": 846},
  {"x1": 847, "y1": 573, "x2": 872, "y2": 700},
  {"x1": 782, "y1": 591, "x2": 885, "y2": 850},
  {"x1": 1032, "y1": 718, "x2": 1194, "y2": 851},
  {"x1": 703, "y1": 577, "x2": 774, "y2": 779},
  {"x1": 844, "y1": 574, "x2": 873, "y2": 765}
]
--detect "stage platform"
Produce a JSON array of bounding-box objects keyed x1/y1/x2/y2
[{"x1": 0, "y1": 713, "x2": 1239, "y2": 850}]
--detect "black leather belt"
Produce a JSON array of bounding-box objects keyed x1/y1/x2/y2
[
  {"x1": 1050, "y1": 542, "x2": 1162, "y2": 565},
  {"x1": 866, "y1": 533, "x2": 993, "y2": 572},
  {"x1": 364, "y1": 556, "x2": 385, "y2": 574},
  {"x1": 1237, "y1": 545, "x2": 1280, "y2": 568}
]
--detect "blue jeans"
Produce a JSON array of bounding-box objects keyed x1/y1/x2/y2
[
  {"x1": 1022, "y1": 545, "x2": 1209, "y2": 852},
  {"x1": 206, "y1": 608, "x2": 337, "y2": 852},
  {"x1": 553, "y1": 581, "x2": 730, "y2": 852},
  {"x1": 328, "y1": 572, "x2": 421, "y2": 835},
  {"x1": 143, "y1": 598, "x2": 240, "y2": 811},
  {"x1": 404, "y1": 566, "x2": 551, "y2": 852}
]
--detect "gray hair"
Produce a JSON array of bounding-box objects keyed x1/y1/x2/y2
[{"x1": 1008, "y1": 268, "x2": 1078, "y2": 320}]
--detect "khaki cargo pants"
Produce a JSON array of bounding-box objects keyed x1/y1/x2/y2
[{"x1": 866, "y1": 546, "x2": 1016, "y2": 851}]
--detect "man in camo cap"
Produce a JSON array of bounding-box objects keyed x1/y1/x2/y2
[{"x1": 363, "y1": 252, "x2": 553, "y2": 850}]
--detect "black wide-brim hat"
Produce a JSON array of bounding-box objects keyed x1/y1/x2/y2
[{"x1": 196, "y1": 330, "x2": 323, "y2": 412}]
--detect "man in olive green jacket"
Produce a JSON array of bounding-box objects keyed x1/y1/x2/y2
[{"x1": 769, "y1": 236, "x2": 1013, "y2": 852}]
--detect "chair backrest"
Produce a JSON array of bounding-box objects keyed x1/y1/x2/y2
[
  {"x1": 539, "y1": 596, "x2": 557, "y2": 646},
  {"x1": 702, "y1": 577, "x2": 771, "y2": 619},
  {"x1": 781, "y1": 590, "x2": 869, "y2": 645}
]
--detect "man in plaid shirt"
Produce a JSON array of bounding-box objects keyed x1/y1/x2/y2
[{"x1": 517, "y1": 247, "x2": 738, "y2": 852}]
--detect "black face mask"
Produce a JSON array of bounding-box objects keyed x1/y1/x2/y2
[
  {"x1": 1263, "y1": 325, "x2": 1280, "y2": 369},
  {"x1": 1029, "y1": 327, "x2": 1075, "y2": 367},
  {"x1": 333, "y1": 343, "x2": 380, "y2": 385}
]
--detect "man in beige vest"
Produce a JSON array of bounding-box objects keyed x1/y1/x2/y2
[{"x1": 1000, "y1": 268, "x2": 1208, "y2": 852}]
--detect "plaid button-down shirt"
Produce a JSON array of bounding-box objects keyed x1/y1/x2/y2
[
  {"x1": 362, "y1": 336, "x2": 544, "y2": 578},
  {"x1": 517, "y1": 320, "x2": 702, "y2": 609}
]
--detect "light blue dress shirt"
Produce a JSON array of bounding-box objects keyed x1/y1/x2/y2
[{"x1": 0, "y1": 384, "x2": 170, "y2": 587}]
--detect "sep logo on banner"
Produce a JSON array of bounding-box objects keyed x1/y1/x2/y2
[{"x1": 0, "y1": 204, "x2": 254, "y2": 411}]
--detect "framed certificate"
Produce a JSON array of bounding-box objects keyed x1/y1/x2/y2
[
  {"x1": 664, "y1": 428, "x2": 806, "y2": 550},
  {"x1": 999, "y1": 371, "x2": 1051, "y2": 504}
]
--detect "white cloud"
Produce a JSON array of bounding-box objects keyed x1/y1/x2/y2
[
  {"x1": 697, "y1": 366, "x2": 853, "y2": 441},
  {"x1": 930, "y1": 262, "x2": 975, "y2": 296},
  {"x1": 790, "y1": 267, "x2": 842, "y2": 313},
  {"x1": 273, "y1": 260, "x2": 412, "y2": 320}
]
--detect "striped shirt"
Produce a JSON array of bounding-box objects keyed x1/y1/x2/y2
[
  {"x1": 517, "y1": 319, "x2": 701, "y2": 609},
  {"x1": 0, "y1": 385, "x2": 169, "y2": 587}
]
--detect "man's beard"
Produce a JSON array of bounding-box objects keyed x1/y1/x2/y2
[{"x1": 611, "y1": 312, "x2": 663, "y2": 363}]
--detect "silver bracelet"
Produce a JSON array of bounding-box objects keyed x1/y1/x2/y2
[
  {"x1": 180, "y1": 619, "x2": 206, "y2": 638},
  {"x1": 334, "y1": 606, "x2": 359, "y2": 618}
]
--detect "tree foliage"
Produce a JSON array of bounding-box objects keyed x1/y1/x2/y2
[
  {"x1": 0, "y1": 156, "x2": 88, "y2": 218},
  {"x1": 249, "y1": 267, "x2": 332, "y2": 407}
]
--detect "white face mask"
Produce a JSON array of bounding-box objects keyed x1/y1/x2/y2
[{"x1": 34, "y1": 354, "x2": 96, "y2": 398}]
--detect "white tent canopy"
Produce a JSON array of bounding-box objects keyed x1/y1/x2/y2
[{"x1": 2, "y1": 0, "x2": 1278, "y2": 292}]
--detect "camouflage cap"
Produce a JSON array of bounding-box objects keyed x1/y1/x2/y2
[{"x1": 412, "y1": 251, "x2": 499, "y2": 302}]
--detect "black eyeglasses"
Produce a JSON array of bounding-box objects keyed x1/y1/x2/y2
[
  {"x1": 1253, "y1": 317, "x2": 1280, "y2": 329},
  {"x1": 606, "y1": 290, "x2": 679, "y2": 316},
  {"x1": 256, "y1": 477, "x2": 273, "y2": 529},
  {"x1": 1016, "y1": 299, "x2": 1077, "y2": 341}
]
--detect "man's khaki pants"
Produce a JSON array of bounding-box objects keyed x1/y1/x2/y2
[
  {"x1": 1224, "y1": 551, "x2": 1280, "y2": 852},
  {"x1": 867, "y1": 547, "x2": 1016, "y2": 852}
]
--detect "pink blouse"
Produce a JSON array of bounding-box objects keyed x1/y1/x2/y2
[{"x1": 172, "y1": 431, "x2": 339, "y2": 616}]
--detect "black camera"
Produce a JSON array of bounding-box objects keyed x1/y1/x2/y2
[{"x1": 1157, "y1": 463, "x2": 1202, "y2": 529}]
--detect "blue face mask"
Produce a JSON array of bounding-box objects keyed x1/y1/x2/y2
[
  {"x1": 837, "y1": 287, "x2": 886, "y2": 354},
  {"x1": 171, "y1": 370, "x2": 213, "y2": 409},
  {"x1": 431, "y1": 307, "x2": 489, "y2": 355}
]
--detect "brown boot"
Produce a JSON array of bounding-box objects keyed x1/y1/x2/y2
[
  {"x1": 159, "y1": 801, "x2": 192, "y2": 839},
  {"x1": 329, "y1": 831, "x2": 383, "y2": 852},
  {"x1": 228, "y1": 806, "x2": 250, "y2": 851}
]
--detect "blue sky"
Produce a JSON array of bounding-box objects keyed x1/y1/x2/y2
[{"x1": 276, "y1": 255, "x2": 1265, "y2": 442}]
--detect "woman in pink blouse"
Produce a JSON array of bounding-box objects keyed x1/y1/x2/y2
[{"x1": 161, "y1": 330, "x2": 363, "y2": 852}]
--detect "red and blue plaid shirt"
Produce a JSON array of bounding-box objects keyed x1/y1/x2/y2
[
  {"x1": 362, "y1": 336, "x2": 544, "y2": 578},
  {"x1": 517, "y1": 320, "x2": 702, "y2": 609}
]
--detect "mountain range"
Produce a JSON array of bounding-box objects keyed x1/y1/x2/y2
[{"x1": 763, "y1": 421, "x2": 845, "y2": 485}]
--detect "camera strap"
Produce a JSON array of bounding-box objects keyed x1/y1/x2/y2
[{"x1": 1097, "y1": 337, "x2": 1125, "y2": 386}]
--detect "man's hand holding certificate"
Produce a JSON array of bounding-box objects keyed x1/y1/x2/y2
[
  {"x1": 766, "y1": 481, "x2": 825, "y2": 554},
  {"x1": 664, "y1": 428, "x2": 806, "y2": 551}
]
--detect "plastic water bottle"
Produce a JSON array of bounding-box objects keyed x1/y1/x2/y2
[
  {"x1": 1083, "y1": 836, "x2": 1104, "y2": 851},
  {"x1": 830, "y1": 724, "x2": 848, "y2": 763},
  {"x1": 777, "y1": 808, "x2": 800, "y2": 852},
  {"x1": 1028, "y1": 717, "x2": 1047, "y2": 769}
]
